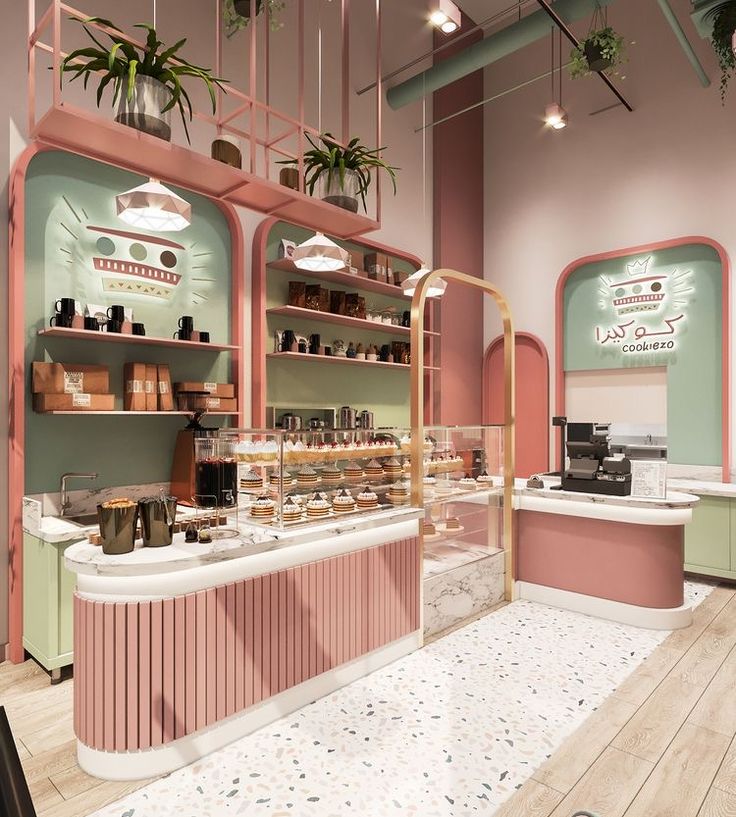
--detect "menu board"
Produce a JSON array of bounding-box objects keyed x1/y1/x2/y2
[{"x1": 630, "y1": 460, "x2": 667, "y2": 500}]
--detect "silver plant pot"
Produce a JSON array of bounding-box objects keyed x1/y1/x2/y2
[
  {"x1": 320, "y1": 167, "x2": 360, "y2": 213},
  {"x1": 115, "y1": 75, "x2": 172, "y2": 141}
]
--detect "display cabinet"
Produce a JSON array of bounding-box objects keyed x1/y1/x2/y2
[{"x1": 220, "y1": 427, "x2": 418, "y2": 529}]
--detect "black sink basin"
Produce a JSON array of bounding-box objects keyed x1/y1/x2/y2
[{"x1": 62, "y1": 513, "x2": 100, "y2": 527}]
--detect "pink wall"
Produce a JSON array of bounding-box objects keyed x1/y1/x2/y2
[
  {"x1": 481, "y1": 0, "x2": 736, "y2": 470},
  {"x1": 433, "y1": 15, "x2": 485, "y2": 425}
]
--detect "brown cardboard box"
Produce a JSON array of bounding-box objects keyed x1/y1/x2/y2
[
  {"x1": 191, "y1": 396, "x2": 238, "y2": 413},
  {"x1": 157, "y1": 364, "x2": 175, "y2": 411},
  {"x1": 345, "y1": 293, "x2": 366, "y2": 319},
  {"x1": 365, "y1": 252, "x2": 388, "y2": 280},
  {"x1": 305, "y1": 284, "x2": 330, "y2": 312},
  {"x1": 174, "y1": 382, "x2": 235, "y2": 398},
  {"x1": 145, "y1": 364, "x2": 158, "y2": 411},
  {"x1": 32, "y1": 362, "x2": 109, "y2": 394},
  {"x1": 124, "y1": 362, "x2": 147, "y2": 411},
  {"x1": 329, "y1": 290, "x2": 347, "y2": 315},
  {"x1": 346, "y1": 248, "x2": 364, "y2": 272},
  {"x1": 288, "y1": 281, "x2": 306, "y2": 308},
  {"x1": 34, "y1": 393, "x2": 115, "y2": 412}
]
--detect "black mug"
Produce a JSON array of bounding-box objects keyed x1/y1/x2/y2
[
  {"x1": 50, "y1": 313, "x2": 74, "y2": 328},
  {"x1": 297, "y1": 338, "x2": 308, "y2": 354},
  {"x1": 325, "y1": 346, "x2": 332, "y2": 356},
  {"x1": 55, "y1": 297, "x2": 76, "y2": 316},
  {"x1": 279, "y1": 329, "x2": 296, "y2": 352},
  {"x1": 106, "y1": 304, "x2": 125, "y2": 322},
  {"x1": 309, "y1": 333, "x2": 320, "y2": 354},
  {"x1": 173, "y1": 329, "x2": 192, "y2": 340},
  {"x1": 199, "y1": 331, "x2": 210, "y2": 343},
  {"x1": 401, "y1": 310, "x2": 411, "y2": 327},
  {"x1": 379, "y1": 344, "x2": 391, "y2": 362},
  {"x1": 178, "y1": 315, "x2": 194, "y2": 333},
  {"x1": 83, "y1": 316, "x2": 100, "y2": 331},
  {"x1": 132, "y1": 323, "x2": 146, "y2": 336},
  {"x1": 107, "y1": 319, "x2": 123, "y2": 333}
]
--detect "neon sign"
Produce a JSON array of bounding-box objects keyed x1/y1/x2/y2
[{"x1": 594, "y1": 256, "x2": 693, "y2": 354}]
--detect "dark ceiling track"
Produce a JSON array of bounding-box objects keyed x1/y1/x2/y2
[{"x1": 533, "y1": 0, "x2": 634, "y2": 112}]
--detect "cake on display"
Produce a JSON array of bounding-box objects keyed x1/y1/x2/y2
[
  {"x1": 240, "y1": 470, "x2": 264, "y2": 493},
  {"x1": 249, "y1": 494, "x2": 276, "y2": 520},
  {"x1": 306, "y1": 492, "x2": 331, "y2": 518},
  {"x1": 321, "y1": 464, "x2": 343, "y2": 484},
  {"x1": 382, "y1": 457, "x2": 403, "y2": 478},
  {"x1": 281, "y1": 496, "x2": 304, "y2": 523},
  {"x1": 477, "y1": 470, "x2": 494, "y2": 485},
  {"x1": 364, "y1": 459, "x2": 384, "y2": 478},
  {"x1": 332, "y1": 489, "x2": 357, "y2": 514},
  {"x1": 296, "y1": 465, "x2": 320, "y2": 486},
  {"x1": 388, "y1": 481, "x2": 409, "y2": 504},
  {"x1": 459, "y1": 474, "x2": 477, "y2": 490},
  {"x1": 270, "y1": 469, "x2": 294, "y2": 489},
  {"x1": 356, "y1": 485, "x2": 379, "y2": 509},
  {"x1": 344, "y1": 461, "x2": 365, "y2": 481}
]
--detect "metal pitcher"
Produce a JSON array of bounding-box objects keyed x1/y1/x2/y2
[
  {"x1": 138, "y1": 495, "x2": 177, "y2": 548},
  {"x1": 97, "y1": 501, "x2": 139, "y2": 555}
]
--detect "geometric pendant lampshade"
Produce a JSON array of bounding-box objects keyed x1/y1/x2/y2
[
  {"x1": 402, "y1": 264, "x2": 447, "y2": 298},
  {"x1": 116, "y1": 179, "x2": 192, "y2": 232},
  {"x1": 292, "y1": 232, "x2": 349, "y2": 272}
]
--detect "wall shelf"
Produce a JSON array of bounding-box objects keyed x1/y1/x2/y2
[
  {"x1": 38, "y1": 326, "x2": 238, "y2": 351},
  {"x1": 266, "y1": 305, "x2": 409, "y2": 335},
  {"x1": 267, "y1": 351, "x2": 439, "y2": 372},
  {"x1": 33, "y1": 106, "x2": 379, "y2": 240},
  {"x1": 267, "y1": 258, "x2": 411, "y2": 300},
  {"x1": 34, "y1": 410, "x2": 238, "y2": 416}
]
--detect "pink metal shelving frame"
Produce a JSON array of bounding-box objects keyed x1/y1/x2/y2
[{"x1": 26, "y1": 0, "x2": 384, "y2": 238}]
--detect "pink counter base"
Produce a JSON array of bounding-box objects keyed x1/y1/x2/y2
[
  {"x1": 517, "y1": 510, "x2": 684, "y2": 610},
  {"x1": 74, "y1": 536, "x2": 421, "y2": 753}
]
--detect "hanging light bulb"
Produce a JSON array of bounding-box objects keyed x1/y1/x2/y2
[
  {"x1": 402, "y1": 264, "x2": 446, "y2": 298},
  {"x1": 544, "y1": 103, "x2": 568, "y2": 129},
  {"x1": 292, "y1": 232, "x2": 349, "y2": 272},
  {"x1": 116, "y1": 179, "x2": 191, "y2": 232}
]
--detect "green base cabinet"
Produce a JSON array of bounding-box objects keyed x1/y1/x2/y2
[
  {"x1": 684, "y1": 495, "x2": 736, "y2": 580},
  {"x1": 23, "y1": 533, "x2": 76, "y2": 672}
]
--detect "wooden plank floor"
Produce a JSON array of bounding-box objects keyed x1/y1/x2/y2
[
  {"x1": 3, "y1": 585, "x2": 736, "y2": 817},
  {"x1": 498, "y1": 584, "x2": 736, "y2": 817}
]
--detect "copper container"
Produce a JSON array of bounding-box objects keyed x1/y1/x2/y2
[{"x1": 211, "y1": 136, "x2": 242, "y2": 169}]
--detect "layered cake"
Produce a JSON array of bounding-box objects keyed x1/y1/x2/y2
[
  {"x1": 388, "y1": 481, "x2": 410, "y2": 504},
  {"x1": 477, "y1": 470, "x2": 494, "y2": 485},
  {"x1": 306, "y1": 492, "x2": 331, "y2": 518},
  {"x1": 260, "y1": 440, "x2": 279, "y2": 463},
  {"x1": 356, "y1": 486, "x2": 379, "y2": 510},
  {"x1": 344, "y1": 462, "x2": 365, "y2": 481},
  {"x1": 445, "y1": 517, "x2": 462, "y2": 531},
  {"x1": 281, "y1": 496, "x2": 303, "y2": 523},
  {"x1": 240, "y1": 469, "x2": 264, "y2": 493},
  {"x1": 332, "y1": 488, "x2": 357, "y2": 514},
  {"x1": 249, "y1": 494, "x2": 275, "y2": 521},
  {"x1": 459, "y1": 474, "x2": 477, "y2": 490},
  {"x1": 423, "y1": 475, "x2": 437, "y2": 488},
  {"x1": 296, "y1": 465, "x2": 320, "y2": 487},
  {"x1": 321, "y1": 464, "x2": 343, "y2": 484},
  {"x1": 399, "y1": 434, "x2": 411, "y2": 454},
  {"x1": 269, "y1": 469, "x2": 294, "y2": 490},
  {"x1": 364, "y1": 459, "x2": 384, "y2": 478},
  {"x1": 383, "y1": 457, "x2": 403, "y2": 478}
]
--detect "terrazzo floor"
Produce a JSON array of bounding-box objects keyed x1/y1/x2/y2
[{"x1": 91, "y1": 581, "x2": 714, "y2": 817}]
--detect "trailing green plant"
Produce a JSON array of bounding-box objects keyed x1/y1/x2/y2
[
  {"x1": 224, "y1": 0, "x2": 286, "y2": 37},
  {"x1": 704, "y1": 1, "x2": 736, "y2": 102},
  {"x1": 279, "y1": 132, "x2": 399, "y2": 211},
  {"x1": 60, "y1": 17, "x2": 228, "y2": 143},
  {"x1": 569, "y1": 25, "x2": 626, "y2": 79}
]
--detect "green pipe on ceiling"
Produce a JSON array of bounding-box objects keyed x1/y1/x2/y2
[
  {"x1": 386, "y1": 0, "x2": 616, "y2": 110},
  {"x1": 656, "y1": 0, "x2": 710, "y2": 87}
]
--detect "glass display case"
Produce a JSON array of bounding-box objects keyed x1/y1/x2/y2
[
  {"x1": 219, "y1": 427, "x2": 415, "y2": 529},
  {"x1": 421, "y1": 425, "x2": 506, "y2": 578}
]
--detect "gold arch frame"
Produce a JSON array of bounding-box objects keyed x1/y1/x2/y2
[{"x1": 409, "y1": 269, "x2": 516, "y2": 601}]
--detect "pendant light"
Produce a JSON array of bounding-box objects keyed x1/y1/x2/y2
[
  {"x1": 544, "y1": 27, "x2": 568, "y2": 130},
  {"x1": 116, "y1": 178, "x2": 192, "y2": 232},
  {"x1": 292, "y1": 232, "x2": 349, "y2": 272}
]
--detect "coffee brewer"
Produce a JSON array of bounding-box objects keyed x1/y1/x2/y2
[{"x1": 169, "y1": 413, "x2": 219, "y2": 506}]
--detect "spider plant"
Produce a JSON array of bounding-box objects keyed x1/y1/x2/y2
[
  {"x1": 704, "y1": 1, "x2": 736, "y2": 101},
  {"x1": 60, "y1": 17, "x2": 228, "y2": 143},
  {"x1": 279, "y1": 132, "x2": 399, "y2": 212}
]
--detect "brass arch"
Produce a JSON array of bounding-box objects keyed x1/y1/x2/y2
[{"x1": 409, "y1": 268, "x2": 516, "y2": 601}]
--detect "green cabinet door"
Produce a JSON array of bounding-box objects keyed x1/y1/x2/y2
[{"x1": 684, "y1": 496, "x2": 731, "y2": 571}]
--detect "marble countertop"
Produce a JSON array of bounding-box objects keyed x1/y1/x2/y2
[
  {"x1": 666, "y1": 479, "x2": 736, "y2": 498},
  {"x1": 64, "y1": 506, "x2": 423, "y2": 577}
]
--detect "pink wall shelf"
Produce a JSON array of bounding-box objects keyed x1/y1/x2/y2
[
  {"x1": 267, "y1": 305, "x2": 415, "y2": 336},
  {"x1": 268, "y1": 259, "x2": 411, "y2": 300},
  {"x1": 34, "y1": 411, "x2": 238, "y2": 416},
  {"x1": 38, "y1": 327, "x2": 239, "y2": 352},
  {"x1": 267, "y1": 351, "x2": 440, "y2": 372}
]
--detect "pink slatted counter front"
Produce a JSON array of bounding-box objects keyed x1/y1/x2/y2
[{"x1": 66, "y1": 510, "x2": 423, "y2": 780}]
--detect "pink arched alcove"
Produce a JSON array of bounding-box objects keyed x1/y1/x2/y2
[{"x1": 484, "y1": 333, "x2": 549, "y2": 478}]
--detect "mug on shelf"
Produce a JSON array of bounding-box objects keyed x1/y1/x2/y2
[
  {"x1": 106, "y1": 304, "x2": 125, "y2": 322},
  {"x1": 309, "y1": 333, "x2": 321, "y2": 354},
  {"x1": 107, "y1": 319, "x2": 123, "y2": 333},
  {"x1": 199, "y1": 331, "x2": 210, "y2": 343},
  {"x1": 173, "y1": 329, "x2": 192, "y2": 340},
  {"x1": 55, "y1": 297, "x2": 76, "y2": 316},
  {"x1": 83, "y1": 316, "x2": 100, "y2": 331},
  {"x1": 50, "y1": 313, "x2": 74, "y2": 328},
  {"x1": 132, "y1": 323, "x2": 146, "y2": 336},
  {"x1": 178, "y1": 315, "x2": 194, "y2": 333},
  {"x1": 279, "y1": 329, "x2": 296, "y2": 353}
]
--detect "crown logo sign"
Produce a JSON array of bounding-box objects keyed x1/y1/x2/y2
[{"x1": 626, "y1": 258, "x2": 651, "y2": 278}]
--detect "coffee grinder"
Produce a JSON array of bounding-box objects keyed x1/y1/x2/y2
[{"x1": 169, "y1": 412, "x2": 218, "y2": 506}]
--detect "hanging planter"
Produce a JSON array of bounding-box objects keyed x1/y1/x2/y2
[
  {"x1": 704, "y1": 1, "x2": 736, "y2": 102},
  {"x1": 569, "y1": 5, "x2": 626, "y2": 80},
  {"x1": 224, "y1": 0, "x2": 285, "y2": 36},
  {"x1": 278, "y1": 133, "x2": 399, "y2": 213}
]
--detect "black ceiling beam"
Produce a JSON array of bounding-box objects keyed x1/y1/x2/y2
[{"x1": 534, "y1": 0, "x2": 634, "y2": 112}]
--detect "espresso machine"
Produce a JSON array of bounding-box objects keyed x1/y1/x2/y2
[{"x1": 561, "y1": 421, "x2": 633, "y2": 496}]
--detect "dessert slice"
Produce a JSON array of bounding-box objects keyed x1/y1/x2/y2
[
  {"x1": 332, "y1": 488, "x2": 357, "y2": 514},
  {"x1": 356, "y1": 485, "x2": 379, "y2": 509}
]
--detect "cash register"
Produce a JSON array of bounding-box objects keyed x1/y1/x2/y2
[{"x1": 561, "y1": 421, "x2": 632, "y2": 496}]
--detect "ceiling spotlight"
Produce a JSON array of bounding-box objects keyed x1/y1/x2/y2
[
  {"x1": 545, "y1": 102, "x2": 568, "y2": 130},
  {"x1": 292, "y1": 232, "x2": 349, "y2": 272},
  {"x1": 429, "y1": 0, "x2": 461, "y2": 35},
  {"x1": 402, "y1": 265, "x2": 447, "y2": 298},
  {"x1": 116, "y1": 179, "x2": 191, "y2": 232}
]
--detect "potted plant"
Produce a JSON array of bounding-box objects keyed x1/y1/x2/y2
[
  {"x1": 61, "y1": 17, "x2": 228, "y2": 143},
  {"x1": 569, "y1": 26, "x2": 626, "y2": 78},
  {"x1": 224, "y1": 0, "x2": 286, "y2": 36},
  {"x1": 279, "y1": 132, "x2": 398, "y2": 213},
  {"x1": 703, "y1": 2, "x2": 736, "y2": 101}
]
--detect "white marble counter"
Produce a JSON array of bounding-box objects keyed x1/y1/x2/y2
[{"x1": 667, "y1": 479, "x2": 736, "y2": 499}]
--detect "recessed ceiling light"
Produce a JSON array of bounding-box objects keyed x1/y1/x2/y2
[{"x1": 429, "y1": 0, "x2": 460, "y2": 35}]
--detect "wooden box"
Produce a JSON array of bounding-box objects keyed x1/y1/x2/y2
[
  {"x1": 145, "y1": 364, "x2": 158, "y2": 411},
  {"x1": 288, "y1": 281, "x2": 306, "y2": 308},
  {"x1": 329, "y1": 290, "x2": 347, "y2": 315},
  {"x1": 345, "y1": 293, "x2": 366, "y2": 320},
  {"x1": 365, "y1": 252, "x2": 388, "y2": 281},
  {"x1": 190, "y1": 396, "x2": 238, "y2": 412},
  {"x1": 174, "y1": 382, "x2": 235, "y2": 398},
  {"x1": 305, "y1": 284, "x2": 330, "y2": 312},
  {"x1": 32, "y1": 362, "x2": 109, "y2": 394},
  {"x1": 123, "y1": 362, "x2": 147, "y2": 411},
  {"x1": 346, "y1": 248, "x2": 364, "y2": 272},
  {"x1": 157, "y1": 364, "x2": 175, "y2": 411},
  {"x1": 34, "y1": 393, "x2": 115, "y2": 412}
]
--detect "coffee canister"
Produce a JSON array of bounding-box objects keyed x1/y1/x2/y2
[
  {"x1": 211, "y1": 135, "x2": 242, "y2": 168},
  {"x1": 97, "y1": 500, "x2": 138, "y2": 555},
  {"x1": 139, "y1": 495, "x2": 177, "y2": 547}
]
